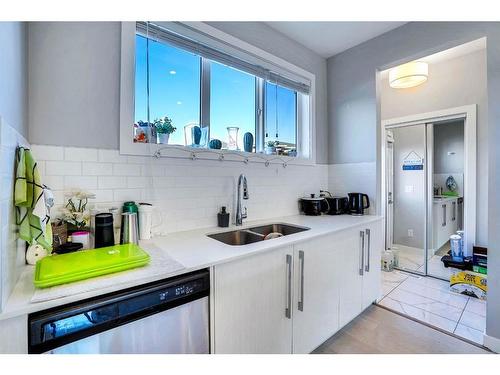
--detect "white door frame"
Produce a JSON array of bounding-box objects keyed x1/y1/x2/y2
[{"x1": 380, "y1": 104, "x2": 477, "y2": 256}]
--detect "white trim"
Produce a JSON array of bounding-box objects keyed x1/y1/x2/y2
[
  {"x1": 484, "y1": 333, "x2": 500, "y2": 353},
  {"x1": 119, "y1": 21, "x2": 316, "y2": 166},
  {"x1": 380, "y1": 104, "x2": 477, "y2": 256}
]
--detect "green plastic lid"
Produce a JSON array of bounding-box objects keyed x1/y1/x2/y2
[
  {"x1": 34, "y1": 244, "x2": 150, "y2": 288},
  {"x1": 122, "y1": 201, "x2": 138, "y2": 213}
]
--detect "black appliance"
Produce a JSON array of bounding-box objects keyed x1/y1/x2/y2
[
  {"x1": 348, "y1": 192, "x2": 370, "y2": 216},
  {"x1": 320, "y1": 191, "x2": 349, "y2": 215},
  {"x1": 94, "y1": 213, "x2": 114, "y2": 249},
  {"x1": 299, "y1": 194, "x2": 329, "y2": 216}
]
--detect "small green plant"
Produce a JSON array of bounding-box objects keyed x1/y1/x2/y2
[
  {"x1": 267, "y1": 140, "x2": 278, "y2": 147},
  {"x1": 154, "y1": 116, "x2": 176, "y2": 134}
]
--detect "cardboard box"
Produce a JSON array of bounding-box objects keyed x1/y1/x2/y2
[{"x1": 450, "y1": 271, "x2": 487, "y2": 300}]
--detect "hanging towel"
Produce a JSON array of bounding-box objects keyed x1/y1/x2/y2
[{"x1": 14, "y1": 147, "x2": 53, "y2": 251}]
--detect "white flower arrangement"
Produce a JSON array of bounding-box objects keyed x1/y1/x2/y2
[{"x1": 62, "y1": 190, "x2": 95, "y2": 229}]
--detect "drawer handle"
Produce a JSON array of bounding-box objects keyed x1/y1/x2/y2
[
  {"x1": 285, "y1": 254, "x2": 292, "y2": 319},
  {"x1": 298, "y1": 250, "x2": 304, "y2": 311}
]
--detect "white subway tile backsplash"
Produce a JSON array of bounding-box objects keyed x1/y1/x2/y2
[
  {"x1": 82, "y1": 162, "x2": 113, "y2": 176},
  {"x1": 113, "y1": 163, "x2": 142, "y2": 176},
  {"x1": 43, "y1": 175, "x2": 64, "y2": 190},
  {"x1": 64, "y1": 147, "x2": 98, "y2": 162},
  {"x1": 98, "y1": 176, "x2": 127, "y2": 189},
  {"x1": 30, "y1": 144, "x2": 64, "y2": 161},
  {"x1": 31, "y1": 144, "x2": 329, "y2": 235},
  {"x1": 98, "y1": 149, "x2": 128, "y2": 163},
  {"x1": 45, "y1": 161, "x2": 82, "y2": 176},
  {"x1": 127, "y1": 176, "x2": 152, "y2": 189},
  {"x1": 64, "y1": 176, "x2": 98, "y2": 190},
  {"x1": 92, "y1": 189, "x2": 114, "y2": 203},
  {"x1": 113, "y1": 188, "x2": 144, "y2": 202}
]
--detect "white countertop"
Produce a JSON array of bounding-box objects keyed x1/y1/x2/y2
[
  {"x1": 0, "y1": 214, "x2": 382, "y2": 321},
  {"x1": 433, "y1": 195, "x2": 462, "y2": 204}
]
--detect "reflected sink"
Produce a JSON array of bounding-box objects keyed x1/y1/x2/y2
[
  {"x1": 207, "y1": 223, "x2": 310, "y2": 246},
  {"x1": 248, "y1": 223, "x2": 310, "y2": 237},
  {"x1": 207, "y1": 230, "x2": 264, "y2": 246}
]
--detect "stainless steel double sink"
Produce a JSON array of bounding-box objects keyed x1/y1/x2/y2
[{"x1": 207, "y1": 223, "x2": 310, "y2": 246}]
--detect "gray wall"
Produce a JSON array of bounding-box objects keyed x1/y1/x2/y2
[
  {"x1": 28, "y1": 22, "x2": 121, "y2": 150},
  {"x1": 28, "y1": 22, "x2": 328, "y2": 163},
  {"x1": 381, "y1": 49, "x2": 486, "y2": 244},
  {"x1": 207, "y1": 22, "x2": 328, "y2": 164},
  {"x1": 327, "y1": 21, "x2": 500, "y2": 343},
  {"x1": 433, "y1": 121, "x2": 464, "y2": 174},
  {"x1": 392, "y1": 125, "x2": 426, "y2": 249},
  {"x1": 0, "y1": 22, "x2": 28, "y2": 138}
]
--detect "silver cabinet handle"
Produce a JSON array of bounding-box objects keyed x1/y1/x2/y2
[
  {"x1": 365, "y1": 229, "x2": 371, "y2": 272},
  {"x1": 359, "y1": 231, "x2": 365, "y2": 276},
  {"x1": 442, "y1": 204, "x2": 446, "y2": 227},
  {"x1": 298, "y1": 250, "x2": 304, "y2": 311},
  {"x1": 285, "y1": 254, "x2": 292, "y2": 319},
  {"x1": 452, "y1": 202, "x2": 456, "y2": 221}
]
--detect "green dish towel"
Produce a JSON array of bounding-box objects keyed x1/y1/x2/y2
[{"x1": 14, "y1": 147, "x2": 52, "y2": 251}]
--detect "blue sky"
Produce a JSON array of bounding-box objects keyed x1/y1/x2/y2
[{"x1": 135, "y1": 35, "x2": 296, "y2": 149}]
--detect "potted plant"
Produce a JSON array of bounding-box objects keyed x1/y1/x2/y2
[
  {"x1": 154, "y1": 116, "x2": 176, "y2": 144},
  {"x1": 60, "y1": 190, "x2": 95, "y2": 233},
  {"x1": 265, "y1": 140, "x2": 278, "y2": 155}
]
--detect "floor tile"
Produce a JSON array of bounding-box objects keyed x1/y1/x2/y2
[
  {"x1": 380, "y1": 270, "x2": 409, "y2": 297},
  {"x1": 380, "y1": 297, "x2": 457, "y2": 333},
  {"x1": 398, "y1": 279, "x2": 469, "y2": 309},
  {"x1": 459, "y1": 310, "x2": 486, "y2": 331},
  {"x1": 465, "y1": 298, "x2": 487, "y2": 317},
  {"x1": 387, "y1": 288, "x2": 463, "y2": 321},
  {"x1": 454, "y1": 324, "x2": 484, "y2": 345}
]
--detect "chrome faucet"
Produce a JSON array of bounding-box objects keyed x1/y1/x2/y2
[{"x1": 235, "y1": 174, "x2": 249, "y2": 226}]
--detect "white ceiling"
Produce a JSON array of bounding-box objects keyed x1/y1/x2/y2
[{"x1": 265, "y1": 22, "x2": 407, "y2": 58}]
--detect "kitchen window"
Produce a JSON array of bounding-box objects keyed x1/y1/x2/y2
[{"x1": 122, "y1": 22, "x2": 313, "y2": 161}]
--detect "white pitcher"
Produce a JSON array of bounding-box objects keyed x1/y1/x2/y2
[{"x1": 138, "y1": 203, "x2": 162, "y2": 240}]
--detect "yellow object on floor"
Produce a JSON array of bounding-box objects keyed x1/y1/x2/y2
[{"x1": 450, "y1": 271, "x2": 487, "y2": 300}]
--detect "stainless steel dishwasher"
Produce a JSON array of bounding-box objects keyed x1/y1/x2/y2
[{"x1": 28, "y1": 269, "x2": 210, "y2": 354}]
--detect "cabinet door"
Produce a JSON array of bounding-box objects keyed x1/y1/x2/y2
[
  {"x1": 338, "y1": 228, "x2": 364, "y2": 328},
  {"x1": 292, "y1": 235, "x2": 340, "y2": 353},
  {"x1": 362, "y1": 220, "x2": 383, "y2": 308},
  {"x1": 213, "y1": 246, "x2": 293, "y2": 353}
]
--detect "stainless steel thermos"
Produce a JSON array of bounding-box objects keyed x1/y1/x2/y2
[{"x1": 120, "y1": 212, "x2": 139, "y2": 245}]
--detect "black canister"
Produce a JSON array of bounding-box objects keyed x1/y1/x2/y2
[{"x1": 94, "y1": 213, "x2": 115, "y2": 248}]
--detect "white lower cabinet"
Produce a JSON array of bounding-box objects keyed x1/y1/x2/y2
[
  {"x1": 212, "y1": 219, "x2": 383, "y2": 354},
  {"x1": 292, "y1": 235, "x2": 340, "y2": 354},
  {"x1": 212, "y1": 245, "x2": 293, "y2": 354}
]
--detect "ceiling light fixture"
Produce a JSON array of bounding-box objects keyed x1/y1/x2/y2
[
  {"x1": 169, "y1": 70, "x2": 177, "y2": 75},
  {"x1": 389, "y1": 61, "x2": 428, "y2": 89}
]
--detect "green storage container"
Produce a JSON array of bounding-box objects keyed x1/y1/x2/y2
[{"x1": 34, "y1": 244, "x2": 150, "y2": 288}]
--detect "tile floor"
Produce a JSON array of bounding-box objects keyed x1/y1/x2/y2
[
  {"x1": 392, "y1": 243, "x2": 455, "y2": 280},
  {"x1": 379, "y1": 270, "x2": 487, "y2": 345}
]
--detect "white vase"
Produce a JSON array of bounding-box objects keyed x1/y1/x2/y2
[
  {"x1": 265, "y1": 146, "x2": 276, "y2": 155},
  {"x1": 157, "y1": 133, "x2": 170, "y2": 144}
]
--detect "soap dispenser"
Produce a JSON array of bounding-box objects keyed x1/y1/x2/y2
[{"x1": 217, "y1": 206, "x2": 230, "y2": 227}]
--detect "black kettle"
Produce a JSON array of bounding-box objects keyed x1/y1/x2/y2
[{"x1": 348, "y1": 193, "x2": 370, "y2": 216}]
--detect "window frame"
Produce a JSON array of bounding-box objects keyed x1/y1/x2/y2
[{"x1": 120, "y1": 22, "x2": 316, "y2": 165}]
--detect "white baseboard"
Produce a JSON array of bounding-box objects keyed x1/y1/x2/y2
[{"x1": 483, "y1": 333, "x2": 500, "y2": 353}]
